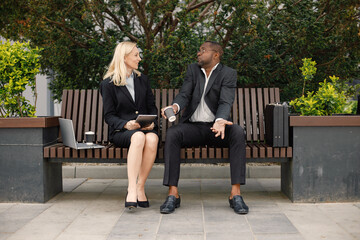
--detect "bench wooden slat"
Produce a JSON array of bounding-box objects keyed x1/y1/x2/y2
[
  {"x1": 201, "y1": 147, "x2": 207, "y2": 159},
  {"x1": 257, "y1": 88, "x2": 265, "y2": 141},
  {"x1": 223, "y1": 148, "x2": 229, "y2": 158},
  {"x1": 97, "y1": 92, "x2": 104, "y2": 143},
  {"x1": 60, "y1": 90, "x2": 68, "y2": 118},
  {"x1": 186, "y1": 148, "x2": 193, "y2": 159},
  {"x1": 77, "y1": 90, "x2": 86, "y2": 141},
  {"x1": 115, "y1": 148, "x2": 121, "y2": 159},
  {"x1": 65, "y1": 90, "x2": 73, "y2": 119},
  {"x1": 155, "y1": 89, "x2": 161, "y2": 136},
  {"x1": 238, "y1": 88, "x2": 244, "y2": 128},
  {"x1": 250, "y1": 144, "x2": 259, "y2": 158},
  {"x1": 263, "y1": 88, "x2": 270, "y2": 109},
  {"x1": 245, "y1": 145, "x2": 251, "y2": 158},
  {"x1": 275, "y1": 88, "x2": 280, "y2": 103},
  {"x1": 108, "y1": 147, "x2": 114, "y2": 159},
  {"x1": 161, "y1": 89, "x2": 167, "y2": 142},
  {"x1": 90, "y1": 89, "x2": 98, "y2": 136},
  {"x1": 269, "y1": 88, "x2": 275, "y2": 103},
  {"x1": 122, "y1": 148, "x2": 128, "y2": 159},
  {"x1": 273, "y1": 148, "x2": 279, "y2": 158},
  {"x1": 87, "y1": 149, "x2": 93, "y2": 159},
  {"x1": 168, "y1": 89, "x2": 174, "y2": 128},
  {"x1": 94, "y1": 149, "x2": 101, "y2": 159},
  {"x1": 250, "y1": 88, "x2": 258, "y2": 141},
  {"x1": 57, "y1": 146, "x2": 64, "y2": 158},
  {"x1": 44, "y1": 146, "x2": 50, "y2": 158},
  {"x1": 79, "y1": 149, "x2": 85, "y2": 158},
  {"x1": 280, "y1": 147, "x2": 286, "y2": 158},
  {"x1": 216, "y1": 148, "x2": 222, "y2": 159},
  {"x1": 232, "y1": 90, "x2": 238, "y2": 125},
  {"x1": 286, "y1": 147, "x2": 292, "y2": 158},
  {"x1": 180, "y1": 149, "x2": 185, "y2": 159},
  {"x1": 194, "y1": 148, "x2": 200, "y2": 159},
  {"x1": 84, "y1": 89, "x2": 92, "y2": 135},
  {"x1": 244, "y1": 88, "x2": 252, "y2": 141},
  {"x1": 72, "y1": 90, "x2": 80, "y2": 136},
  {"x1": 64, "y1": 147, "x2": 70, "y2": 158},
  {"x1": 174, "y1": 89, "x2": 180, "y2": 125},
  {"x1": 209, "y1": 148, "x2": 215, "y2": 158}
]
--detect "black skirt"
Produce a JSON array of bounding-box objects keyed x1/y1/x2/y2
[{"x1": 112, "y1": 128, "x2": 158, "y2": 148}]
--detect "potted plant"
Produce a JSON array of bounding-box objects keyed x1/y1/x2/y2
[
  {"x1": 0, "y1": 40, "x2": 61, "y2": 203},
  {"x1": 281, "y1": 58, "x2": 360, "y2": 203}
]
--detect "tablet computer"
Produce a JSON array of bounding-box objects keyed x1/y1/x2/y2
[{"x1": 135, "y1": 114, "x2": 157, "y2": 127}]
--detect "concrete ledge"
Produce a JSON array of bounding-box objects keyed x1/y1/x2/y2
[{"x1": 63, "y1": 164, "x2": 280, "y2": 179}]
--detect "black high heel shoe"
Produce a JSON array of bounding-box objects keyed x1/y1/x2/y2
[
  {"x1": 137, "y1": 194, "x2": 149, "y2": 208},
  {"x1": 125, "y1": 192, "x2": 137, "y2": 210}
]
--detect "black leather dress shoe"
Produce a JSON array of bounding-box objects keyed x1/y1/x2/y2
[
  {"x1": 137, "y1": 195, "x2": 150, "y2": 208},
  {"x1": 160, "y1": 195, "x2": 180, "y2": 214},
  {"x1": 229, "y1": 195, "x2": 249, "y2": 214}
]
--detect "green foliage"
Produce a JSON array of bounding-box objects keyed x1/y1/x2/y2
[
  {"x1": 0, "y1": 0, "x2": 359, "y2": 102},
  {"x1": 290, "y1": 59, "x2": 359, "y2": 116},
  {"x1": 0, "y1": 40, "x2": 42, "y2": 117},
  {"x1": 300, "y1": 58, "x2": 317, "y2": 96}
]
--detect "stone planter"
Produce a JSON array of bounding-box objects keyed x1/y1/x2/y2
[
  {"x1": 0, "y1": 117, "x2": 62, "y2": 203},
  {"x1": 281, "y1": 115, "x2": 360, "y2": 202}
]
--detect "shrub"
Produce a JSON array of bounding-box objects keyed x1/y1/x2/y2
[
  {"x1": 0, "y1": 40, "x2": 42, "y2": 117},
  {"x1": 290, "y1": 59, "x2": 359, "y2": 116}
]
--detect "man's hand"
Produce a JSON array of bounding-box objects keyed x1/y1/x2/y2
[
  {"x1": 211, "y1": 119, "x2": 233, "y2": 139},
  {"x1": 161, "y1": 105, "x2": 178, "y2": 119},
  {"x1": 124, "y1": 120, "x2": 141, "y2": 130},
  {"x1": 141, "y1": 122, "x2": 154, "y2": 131}
]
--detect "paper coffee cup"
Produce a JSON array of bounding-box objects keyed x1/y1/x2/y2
[
  {"x1": 85, "y1": 131, "x2": 95, "y2": 145},
  {"x1": 164, "y1": 106, "x2": 176, "y2": 122}
]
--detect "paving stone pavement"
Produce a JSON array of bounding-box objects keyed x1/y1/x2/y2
[{"x1": 0, "y1": 178, "x2": 359, "y2": 240}]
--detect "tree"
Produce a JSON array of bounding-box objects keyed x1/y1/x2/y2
[{"x1": 1, "y1": 0, "x2": 359, "y2": 101}]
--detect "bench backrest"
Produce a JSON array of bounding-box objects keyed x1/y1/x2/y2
[{"x1": 60, "y1": 88, "x2": 280, "y2": 144}]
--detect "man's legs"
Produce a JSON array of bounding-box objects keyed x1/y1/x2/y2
[
  {"x1": 161, "y1": 123, "x2": 248, "y2": 214},
  {"x1": 161, "y1": 123, "x2": 210, "y2": 214},
  {"x1": 211, "y1": 124, "x2": 248, "y2": 214},
  {"x1": 163, "y1": 123, "x2": 210, "y2": 187}
]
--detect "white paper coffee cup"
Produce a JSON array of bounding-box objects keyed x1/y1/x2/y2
[
  {"x1": 164, "y1": 106, "x2": 176, "y2": 122},
  {"x1": 85, "y1": 131, "x2": 95, "y2": 145}
]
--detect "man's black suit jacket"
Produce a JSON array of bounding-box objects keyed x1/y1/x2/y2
[
  {"x1": 173, "y1": 63, "x2": 237, "y2": 123},
  {"x1": 100, "y1": 74, "x2": 158, "y2": 141}
]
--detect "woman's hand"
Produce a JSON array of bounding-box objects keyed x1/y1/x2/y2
[
  {"x1": 124, "y1": 120, "x2": 141, "y2": 130},
  {"x1": 141, "y1": 122, "x2": 154, "y2": 131}
]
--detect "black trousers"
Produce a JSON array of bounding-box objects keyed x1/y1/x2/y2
[{"x1": 163, "y1": 122, "x2": 246, "y2": 187}]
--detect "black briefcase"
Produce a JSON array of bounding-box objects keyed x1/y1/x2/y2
[{"x1": 265, "y1": 103, "x2": 289, "y2": 147}]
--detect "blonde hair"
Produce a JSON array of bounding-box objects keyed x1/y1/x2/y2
[{"x1": 103, "y1": 41, "x2": 141, "y2": 86}]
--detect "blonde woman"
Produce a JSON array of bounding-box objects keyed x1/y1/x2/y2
[{"x1": 100, "y1": 42, "x2": 159, "y2": 210}]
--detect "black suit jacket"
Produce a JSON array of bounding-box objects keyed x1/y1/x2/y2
[
  {"x1": 173, "y1": 63, "x2": 237, "y2": 123},
  {"x1": 100, "y1": 74, "x2": 158, "y2": 141}
]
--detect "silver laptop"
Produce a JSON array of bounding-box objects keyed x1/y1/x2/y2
[{"x1": 59, "y1": 118, "x2": 105, "y2": 149}]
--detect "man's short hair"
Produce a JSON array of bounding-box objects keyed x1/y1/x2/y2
[{"x1": 205, "y1": 41, "x2": 224, "y2": 58}]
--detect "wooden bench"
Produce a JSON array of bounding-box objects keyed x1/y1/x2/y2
[{"x1": 44, "y1": 88, "x2": 292, "y2": 163}]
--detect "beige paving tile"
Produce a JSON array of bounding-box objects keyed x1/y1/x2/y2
[
  {"x1": 282, "y1": 204, "x2": 355, "y2": 240},
  {"x1": 56, "y1": 233, "x2": 108, "y2": 240},
  {"x1": 62, "y1": 198, "x2": 123, "y2": 235},
  {"x1": 0, "y1": 203, "x2": 14, "y2": 214},
  {"x1": 6, "y1": 220, "x2": 69, "y2": 240},
  {"x1": 317, "y1": 203, "x2": 360, "y2": 239}
]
